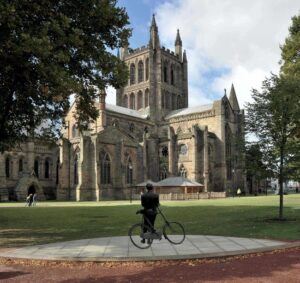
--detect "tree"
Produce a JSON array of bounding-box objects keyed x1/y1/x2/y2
[
  {"x1": 245, "y1": 143, "x2": 272, "y2": 195},
  {"x1": 280, "y1": 14, "x2": 300, "y2": 79},
  {"x1": 245, "y1": 75, "x2": 300, "y2": 219},
  {"x1": 0, "y1": 0, "x2": 131, "y2": 152}
]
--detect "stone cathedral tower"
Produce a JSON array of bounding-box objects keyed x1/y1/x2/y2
[
  {"x1": 116, "y1": 15, "x2": 188, "y2": 122},
  {"x1": 0, "y1": 15, "x2": 245, "y2": 202}
]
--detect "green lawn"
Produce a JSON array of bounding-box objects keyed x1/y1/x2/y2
[{"x1": 1, "y1": 195, "x2": 300, "y2": 248}]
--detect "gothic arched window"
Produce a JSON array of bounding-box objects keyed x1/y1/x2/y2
[
  {"x1": 126, "y1": 158, "x2": 133, "y2": 184},
  {"x1": 130, "y1": 63, "x2": 135, "y2": 85},
  {"x1": 129, "y1": 93, "x2": 135, "y2": 109},
  {"x1": 138, "y1": 60, "x2": 144, "y2": 83},
  {"x1": 19, "y1": 158, "x2": 23, "y2": 173},
  {"x1": 225, "y1": 124, "x2": 232, "y2": 180},
  {"x1": 56, "y1": 158, "x2": 60, "y2": 184},
  {"x1": 34, "y1": 159, "x2": 39, "y2": 178},
  {"x1": 74, "y1": 153, "x2": 79, "y2": 185},
  {"x1": 171, "y1": 65, "x2": 175, "y2": 85},
  {"x1": 145, "y1": 89, "x2": 149, "y2": 107},
  {"x1": 137, "y1": 90, "x2": 143, "y2": 110},
  {"x1": 5, "y1": 157, "x2": 10, "y2": 178},
  {"x1": 163, "y1": 61, "x2": 168, "y2": 83},
  {"x1": 44, "y1": 159, "x2": 50, "y2": 179},
  {"x1": 162, "y1": 146, "x2": 168, "y2": 157},
  {"x1": 101, "y1": 153, "x2": 111, "y2": 184},
  {"x1": 145, "y1": 58, "x2": 149, "y2": 80}
]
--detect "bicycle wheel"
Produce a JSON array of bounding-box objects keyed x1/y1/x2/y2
[
  {"x1": 163, "y1": 221, "x2": 185, "y2": 245},
  {"x1": 128, "y1": 223, "x2": 153, "y2": 249}
]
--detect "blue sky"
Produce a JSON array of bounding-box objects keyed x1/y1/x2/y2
[{"x1": 107, "y1": 0, "x2": 300, "y2": 108}]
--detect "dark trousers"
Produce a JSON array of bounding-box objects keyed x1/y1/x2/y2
[{"x1": 143, "y1": 213, "x2": 156, "y2": 232}]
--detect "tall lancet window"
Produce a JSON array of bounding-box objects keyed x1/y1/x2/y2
[
  {"x1": 145, "y1": 89, "x2": 149, "y2": 107},
  {"x1": 137, "y1": 90, "x2": 143, "y2": 110},
  {"x1": 129, "y1": 93, "x2": 135, "y2": 109},
  {"x1": 145, "y1": 58, "x2": 149, "y2": 80},
  {"x1": 126, "y1": 158, "x2": 133, "y2": 184},
  {"x1": 130, "y1": 63, "x2": 135, "y2": 85},
  {"x1": 44, "y1": 159, "x2": 50, "y2": 179},
  {"x1": 101, "y1": 153, "x2": 111, "y2": 184},
  {"x1": 5, "y1": 157, "x2": 10, "y2": 178},
  {"x1": 74, "y1": 153, "x2": 79, "y2": 185},
  {"x1": 163, "y1": 62, "x2": 168, "y2": 83},
  {"x1": 34, "y1": 158, "x2": 39, "y2": 178},
  {"x1": 138, "y1": 61, "x2": 144, "y2": 83},
  {"x1": 225, "y1": 124, "x2": 232, "y2": 180},
  {"x1": 171, "y1": 65, "x2": 175, "y2": 85}
]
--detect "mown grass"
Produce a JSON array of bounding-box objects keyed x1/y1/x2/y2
[{"x1": 1, "y1": 195, "x2": 300, "y2": 248}]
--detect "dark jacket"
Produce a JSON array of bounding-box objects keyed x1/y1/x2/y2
[{"x1": 141, "y1": 190, "x2": 159, "y2": 213}]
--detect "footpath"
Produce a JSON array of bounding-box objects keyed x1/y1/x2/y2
[{"x1": 0, "y1": 235, "x2": 294, "y2": 262}]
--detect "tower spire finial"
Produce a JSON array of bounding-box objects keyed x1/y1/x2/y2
[
  {"x1": 149, "y1": 14, "x2": 159, "y2": 50},
  {"x1": 175, "y1": 29, "x2": 182, "y2": 46},
  {"x1": 151, "y1": 14, "x2": 157, "y2": 29}
]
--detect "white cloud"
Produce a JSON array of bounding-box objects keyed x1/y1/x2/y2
[{"x1": 155, "y1": 0, "x2": 300, "y2": 108}]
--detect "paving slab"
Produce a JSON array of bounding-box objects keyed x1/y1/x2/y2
[{"x1": 0, "y1": 235, "x2": 295, "y2": 262}]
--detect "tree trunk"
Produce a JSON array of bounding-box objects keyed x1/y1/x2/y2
[{"x1": 279, "y1": 148, "x2": 284, "y2": 220}]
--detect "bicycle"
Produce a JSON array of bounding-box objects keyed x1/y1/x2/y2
[{"x1": 128, "y1": 207, "x2": 185, "y2": 249}]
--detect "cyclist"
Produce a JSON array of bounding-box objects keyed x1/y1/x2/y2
[{"x1": 138, "y1": 183, "x2": 160, "y2": 243}]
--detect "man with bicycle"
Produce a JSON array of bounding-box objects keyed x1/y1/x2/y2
[{"x1": 139, "y1": 183, "x2": 159, "y2": 243}]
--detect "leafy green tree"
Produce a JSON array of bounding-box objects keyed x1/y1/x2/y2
[
  {"x1": 245, "y1": 143, "x2": 272, "y2": 195},
  {"x1": 245, "y1": 75, "x2": 300, "y2": 219},
  {"x1": 280, "y1": 14, "x2": 300, "y2": 79},
  {"x1": 280, "y1": 14, "x2": 300, "y2": 186},
  {"x1": 0, "y1": 0, "x2": 130, "y2": 152}
]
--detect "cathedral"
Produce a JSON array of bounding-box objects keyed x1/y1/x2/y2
[{"x1": 0, "y1": 15, "x2": 245, "y2": 201}]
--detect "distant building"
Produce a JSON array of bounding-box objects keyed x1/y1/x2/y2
[{"x1": 0, "y1": 15, "x2": 245, "y2": 201}]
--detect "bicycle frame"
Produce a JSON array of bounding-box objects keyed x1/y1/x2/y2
[
  {"x1": 129, "y1": 206, "x2": 186, "y2": 248},
  {"x1": 140, "y1": 207, "x2": 171, "y2": 240}
]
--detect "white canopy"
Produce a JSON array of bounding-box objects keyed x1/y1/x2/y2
[
  {"x1": 156, "y1": 177, "x2": 203, "y2": 187},
  {"x1": 135, "y1": 180, "x2": 159, "y2": 187}
]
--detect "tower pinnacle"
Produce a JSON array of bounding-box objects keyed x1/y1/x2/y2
[{"x1": 149, "y1": 14, "x2": 160, "y2": 50}]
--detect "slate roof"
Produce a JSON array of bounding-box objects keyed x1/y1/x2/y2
[
  {"x1": 106, "y1": 104, "x2": 149, "y2": 119},
  {"x1": 165, "y1": 104, "x2": 213, "y2": 119}
]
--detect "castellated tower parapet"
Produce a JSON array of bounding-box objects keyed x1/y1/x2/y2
[{"x1": 116, "y1": 15, "x2": 188, "y2": 124}]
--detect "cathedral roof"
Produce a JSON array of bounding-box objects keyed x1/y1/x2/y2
[
  {"x1": 165, "y1": 104, "x2": 213, "y2": 120},
  {"x1": 105, "y1": 104, "x2": 149, "y2": 120}
]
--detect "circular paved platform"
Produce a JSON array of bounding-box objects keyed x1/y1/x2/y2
[{"x1": 0, "y1": 235, "x2": 294, "y2": 262}]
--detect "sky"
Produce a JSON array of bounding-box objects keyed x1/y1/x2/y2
[{"x1": 106, "y1": 0, "x2": 300, "y2": 109}]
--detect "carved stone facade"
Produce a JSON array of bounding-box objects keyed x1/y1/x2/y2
[
  {"x1": 57, "y1": 15, "x2": 245, "y2": 200},
  {"x1": 0, "y1": 140, "x2": 58, "y2": 201},
  {"x1": 0, "y1": 15, "x2": 245, "y2": 201}
]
